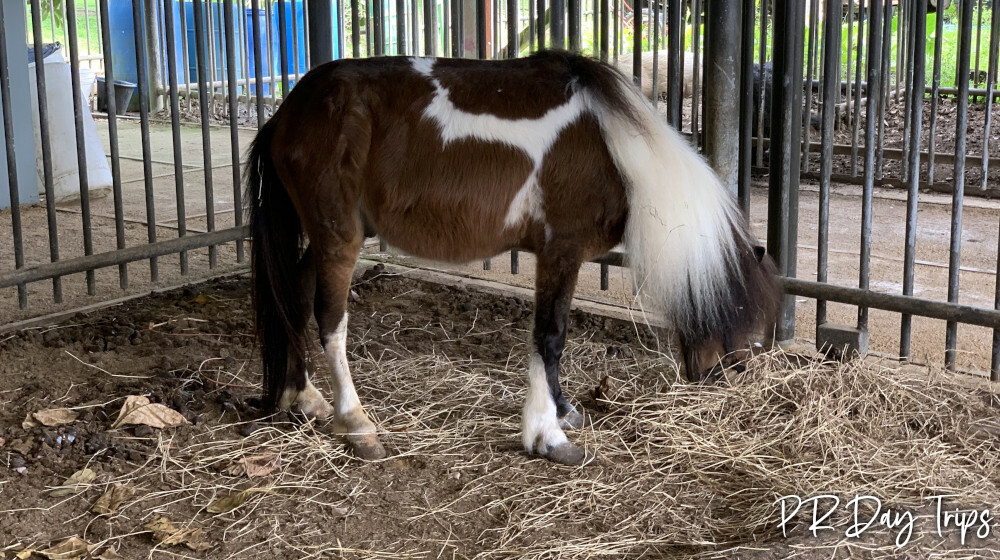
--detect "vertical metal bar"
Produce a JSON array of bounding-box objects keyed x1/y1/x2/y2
[
  {"x1": 65, "y1": 0, "x2": 97, "y2": 294},
  {"x1": 665, "y1": 0, "x2": 682, "y2": 128},
  {"x1": 816, "y1": 0, "x2": 841, "y2": 329},
  {"x1": 754, "y1": 0, "x2": 768, "y2": 167},
  {"x1": 600, "y1": 263, "x2": 608, "y2": 291},
  {"x1": 551, "y1": 0, "x2": 564, "y2": 49},
  {"x1": 767, "y1": 0, "x2": 805, "y2": 342},
  {"x1": 426, "y1": 0, "x2": 437, "y2": 56},
  {"x1": 395, "y1": 0, "x2": 407, "y2": 54},
  {"x1": 131, "y1": 0, "x2": 159, "y2": 280},
  {"x1": 974, "y1": 0, "x2": 984, "y2": 86},
  {"x1": 599, "y1": 0, "x2": 608, "y2": 61},
  {"x1": 527, "y1": 0, "x2": 535, "y2": 52},
  {"x1": 374, "y1": 0, "x2": 385, "y2": 55},
  {"x1": 875, "y1": 0, "x2": 892, "y2": 179},
  {"x1": 476, "y1": 0, "x2": 486, "y2": 58},
  {"x1": 703, "y1": 0, "x2": 740, "y2": 193},
  {"x1": 443, "y1": 0, "x2": 452, "y2": 56},
  {"x1": 631, "y1": 2, "x2": 641, "y2": 91},
  {"x1": 290, "y1": 0, "x2": 300, "y2": 78},
  {"x1": 163, "y1": 0, "x2": 188, "y2": 273},
  {"x1": 901, "y1": 0, "x2": 914, "y2": 183},
  {"x1": 612, "y1": 0, "x2": 618, "y2": 60},
  {"x1": 690, "y1": 0, "x2": 700, "y2": 140},
  {"x1": 979, "y1": 5, "x2": 1000, "y2": 191},
  {"x1": 899, "y1": 0, "x2": 926, "y2": 360},
  {"x1": 206, "y1": 0, "x2": 217, "y2": 107},
  {"x1": 950, "y1": 0, "x2": 972, "y2": 369},
  {"x1": 224, "y1": 0, "x2": 245, "y2": 264},
  {"x1": 649, "y1": 0, "x2": 659, "y2": 102},
  {"x1": 97, "y1": 0, "x2": 128, "y2": 290},
  {"x1": 179, "y1": 0, "x2": 192, "y2": 109},
  {"x1": 145, "y1": 0, "x2": 165, "y2": 113},
  {"x1": 850, "y1": 0, "x2": 866, "y2": 177},
  {"x1": 193, "y1": 0, "x2": 218, "y2": 267},
  {"x1": 845, "y1": 0, "x2": 854, "y2": 128},
  {"x1": 736, "y1": 0, "x2": 754, "y2": 216},
  {"x1": 0, "y1": 0, "x2": 27, "y2": 308},
  {"x1": 352, "y1": 0, "x2": 361, "y2": 56},
  {"x1": 592, "y1": 0, "x2": 598, "y2": 57},
  {"x1": 308, "y1": 0, "x2": 335, "y2": 65},
  {"x1": 568, "y1": 0, "x2": 580, "y2": 51},
  {"x1": 858, "y1": 0, "x2": 884, "y2": 332},
  {"x1": 266, "y1": 0, "x2": 277, "y2": 106},
  {"x1": 278, "y1": 0, "x2": 290, "y2": 93},
  {"x1": 928, "y1": 0, "x2": 945, "y2": 183},
  {"x1": 801, "y1": 0, "x2": 820, "y2": 170},
  {"x1": 242, "y1": 0, "x2": 253, "y2": 107},
  {"x1": 415, "y1": 0, "x2": 424, "y2": 56},
  {"x1": 492, "y1": 0, "x2": 499, "y2": 58},
  {"x1": 29, "y1": 0, "x2": 62, "y2": 302},
  {"x1": 537, "y1": 0, "x2": 545, "y2": 50},
  {"x1": 507, "y1": 0, "x2": 518, "y2": 57},
  {"x1": 251, "y1": 0, "x2": 266, "y2": 123}
]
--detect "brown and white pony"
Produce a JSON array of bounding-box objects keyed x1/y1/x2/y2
[{"x1": 246, "y1": 50, "x2": 780, "y2": 465}]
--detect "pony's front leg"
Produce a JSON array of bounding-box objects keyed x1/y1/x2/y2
[{"x1": 522, "y1": 253, "x2": 589, "y2": 465}]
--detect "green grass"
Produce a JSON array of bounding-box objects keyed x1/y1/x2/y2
[{"x1": 30, "y1": 0, "x2": 102, "y2": 56}]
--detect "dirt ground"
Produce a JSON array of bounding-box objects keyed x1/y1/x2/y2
[{"x1": 3, "y1": 268, "x2": 1000, "y2": 559}]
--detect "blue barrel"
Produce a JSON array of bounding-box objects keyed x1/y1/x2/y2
[
  {"x1": 183, "y1": 1, "x2": 246, "y2": 87},
  {"x1": 246, "y1": 7, "x2": 272, "y2": 96},
  {"x1": 106, "y1": 0, "x2": 183, "y2": 110}
]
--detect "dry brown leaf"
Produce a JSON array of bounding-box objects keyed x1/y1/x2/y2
[
  {"x1": 37, "y1": 537, "x2": 95, "y2": 559},
  {"x1": 94, "y1": 547, "x2": 123, "y2": 560},
  {"x1": 112, "y1": 396, "x2": 188, "y2": 429},
  {"x1": 21, "y1": 411, "x2": 37, "y2": 429},
  {"x1": 143, "y1": 516, "x2": 211, "y2": 552},
  {"x1": 225, "y1": 453, "x2": 280, "y2": 478},
  {"x1": 91, "y1": 484, "x2": 135, "y2": 516},
  {"x1": 206, "y1": 488, "x2": 269, "y2": 514},
  {"x1": 16, "y1": 550, "x2": 34, "y2": 559},
  {"x1": 49, "y1": 468, "x2": 96, "y2": 497},
  {"x1": 33, "y1": 408, "x2": 80, "y2": 427}
]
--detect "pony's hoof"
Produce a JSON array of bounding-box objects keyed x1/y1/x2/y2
[
  {"x1": 543, "y1": 442, "x2": 591, "y2": 466},
  {"x1": 558, "y1": 409, "x2": 586, "y2": 430},
  {"x1": 347, "y1": 433, "x2": 387, "y2": 460}
]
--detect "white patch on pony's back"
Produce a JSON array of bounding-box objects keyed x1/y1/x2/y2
[
  {"x1": 410, "y1": 56, "x2": 436, "y2": 77},
  {"x1": 521, "y1": 353, "x2": 568, "y2": 454},
  {"x1": 581, "y1": 78, "x2": 748, "y2": 332},
  {"x1": 410, "y1": 58, "x2": 586, "y2": 230}
]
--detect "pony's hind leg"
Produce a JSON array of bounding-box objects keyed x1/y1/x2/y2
[
  {"x1": 311, "y1": 234, "x2": 386, "y2": 460},
  {"x1": 276, "y1": 248, "x2": 335, "y2": 419},
  {"x1": 522, "y1": 251, "x2": 589, "y2": 465}
]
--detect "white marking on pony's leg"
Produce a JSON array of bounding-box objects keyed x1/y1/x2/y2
[
  {"x1": 521, "y1": 353, "x2": 569, "y2": 454},
  {"x1": 278, "y1": 376, "x2": 335, "y2": 419},
  {"x1": 320, "y1": 313, "x2": 385, "y2": 459},
  {"x1": 320, "y1": 313, "x2": 372, "y2": 432}
]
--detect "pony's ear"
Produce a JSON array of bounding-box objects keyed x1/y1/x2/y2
[{"x1": 753, "y1": 245, "x2": 766, "y2": 263}]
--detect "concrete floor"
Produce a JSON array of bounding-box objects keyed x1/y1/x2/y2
[{"x1": 2, "y1": 118, "x2": 999, "y2": 374}]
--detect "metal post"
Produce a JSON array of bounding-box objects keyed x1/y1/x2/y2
[
  {"x1": 703, "y1": 0, "x2": 740, "y2": 194},
  {"x1": 767, "y1": 0, "x2": 805, "y2": 343},
  {"x1": 143, "y1": 0, "x2": 164, "y2": 112},
  {"x1": 665, "y1": 0, "x2": 683, "y2": 128},
  {"x1": 308, "y1": 0, "x2": 335, "y2": 66}
]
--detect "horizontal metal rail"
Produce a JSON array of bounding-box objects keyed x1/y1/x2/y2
[
  {"x1": 0, "y1": 226, "x2": 248, "y2": 290},
  {"x1": 591, "y1": 251, "x2": 1000, "y2": 330}
]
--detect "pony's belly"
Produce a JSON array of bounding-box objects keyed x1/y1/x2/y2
[{"x1": 369, "y1": 206, "x2": 523, "y2": 263}]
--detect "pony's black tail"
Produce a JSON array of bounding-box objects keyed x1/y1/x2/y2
[{"x1": 246, "y1": 119, "x2": 307, "y2": 411}]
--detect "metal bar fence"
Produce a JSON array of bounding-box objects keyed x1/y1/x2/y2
[{"x1": 3, "y1": 0, "x2": 1000, "y2": 378}]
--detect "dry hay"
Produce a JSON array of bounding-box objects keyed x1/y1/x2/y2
[{"x1": 11, "y1": 329, "x2": 1000, "y2": 559}]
